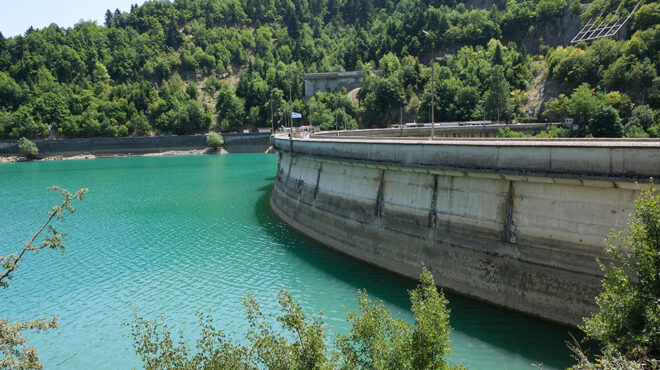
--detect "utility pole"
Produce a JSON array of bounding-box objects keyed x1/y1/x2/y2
[
  {"x1": 289, "y1": 83, "x2": 292, "y2": 132},
  {"x1": 270, "y1": 92, "x2": 274, "y2": 133},
  {"x1": 423, "y1": 30, "x2": 435, "y2": 140},
  {"x1": 343, "y1": 110, "x2": 347, "y2": 131},
  {"x1": 289, "y1": 72, "x2": 293, "y2": 153}
]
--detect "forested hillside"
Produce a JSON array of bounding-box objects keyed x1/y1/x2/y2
[{"x1": 0, "y1": 0, "x2": 657, "y2": 139}]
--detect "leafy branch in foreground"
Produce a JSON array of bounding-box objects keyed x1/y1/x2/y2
[
  {"x1": 127, "y1": 267, "x2": 461, "y2": 369},
  {"x1": 571, "y1": 181, "x2": 659, "y2": 369},
  {"x1": 1, "y1": 186, "x2": 87, "y2": 369},
  {"x1": 1, "y1": 186, "x2": 88, "y2": 288}
]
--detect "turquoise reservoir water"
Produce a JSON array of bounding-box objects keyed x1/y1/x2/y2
[{"x1": 0, "y1": 154, "x2": 579, "y2": 369}]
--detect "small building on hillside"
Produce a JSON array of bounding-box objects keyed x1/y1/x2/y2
[{"x1": 303, "y1": 71, "x2": 380, "y2": 100}]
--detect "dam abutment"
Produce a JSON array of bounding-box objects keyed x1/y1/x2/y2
[{"x1": 270, "y1": 134, "x2": 660, "y2": 325}]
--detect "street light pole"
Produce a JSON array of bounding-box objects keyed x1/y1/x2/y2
[
  {"x1": 288, "y1": 71, "x2": 293, "y2": 153},
  {"x1": 343, "y1": 110, "x2": 347, "y2": 131},
  {"x1": 289, "y1": 82, "x2": 292, "y2": 132},
  {"x1": 270, "y1": 92, "x2": 274, "y2": 133},
  {"x1": 423, "y1": 30, "x2": 435, "y2": 141}
]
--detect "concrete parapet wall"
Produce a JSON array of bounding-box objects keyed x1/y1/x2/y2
[
  {"x1": 270, "y1": 135, "x2": 660, "y2": 325},
  {"x1": 0, "y1": 133, "x2": 271, "y2": 157},
  {"x1": 277, "y1": 136, "x2": 660, "y2": 181},
  {"x1": 315, "y1": 123, "x2": 557, "y2": 138}
]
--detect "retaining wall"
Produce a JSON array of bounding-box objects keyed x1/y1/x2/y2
[
  {"x1": 270, "y1": 135, "x2": 660, "y2": 325},
  {"x1": 0, "y1": 133, "x2": 271, "y2": 157}
]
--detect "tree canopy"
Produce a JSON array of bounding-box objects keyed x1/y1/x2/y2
[{"x1": 0, "y1": 0, "x2": 656, "y2": 138}]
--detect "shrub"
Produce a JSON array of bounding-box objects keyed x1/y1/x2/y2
[
  {"x1": 127, "y1": 267, "x2": 461, "y2": 369},
  {"x1": 497, "y1": 127, "x2": 530, "y2": 138},
  {"x1": 206, "y1": 131, "x2": 224, "y2": 150},
  {"x1": 580, "y1": 182, "x2": 660, "y2": 362},
  {"x1": 18, "y1": 137, "x2": 38, "y2": 159}
]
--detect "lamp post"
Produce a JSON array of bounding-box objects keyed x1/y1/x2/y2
[
  {"x1": 343, "y1": 110, "x2": 347, "y2": 131},
  {"x1": 270, "y1": 91, "x2": 274, "y2": 133},
  {"x1": 422, "y1": 30, "x2": 435, "y2": 140}
]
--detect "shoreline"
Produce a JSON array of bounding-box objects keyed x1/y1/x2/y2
[{"x1": 0, "y1": 148, "x2": 230, "y2": 164}]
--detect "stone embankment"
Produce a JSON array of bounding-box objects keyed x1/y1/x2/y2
[{"x1": 270, "y1": 131, "x2": 660, "y2": 325}]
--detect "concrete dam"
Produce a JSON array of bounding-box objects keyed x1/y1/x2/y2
[{"x1": 269, "y1": 130, "x2": 660, "y2": 325}]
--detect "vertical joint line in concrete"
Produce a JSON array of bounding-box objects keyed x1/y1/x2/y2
[
  {"x1": 286, "y1": 155, "x2": 294, "y2": 180},
  {"x1": 375, "y1": 170, "x2": 385, "y2": 217},
  {"x1": 313, "y1": 163, "x2": 323, "y2": 199},
  {"x1": 504, "y1": 180, "x2": 517, "y2": 244},
  {"x1": 428, "y1": 174, "x2": 439, "y2": 228}
]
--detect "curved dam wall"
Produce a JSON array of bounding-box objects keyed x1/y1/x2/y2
[{"x1": 270, "y1": 135, "x2": 660, "y2": 325}]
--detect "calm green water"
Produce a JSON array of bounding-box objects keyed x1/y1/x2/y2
[{"x1": 0, "y1": 154, "x2": 578, "y2": 369}]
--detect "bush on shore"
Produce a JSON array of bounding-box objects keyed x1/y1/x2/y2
[
  {"x1": 206, "y1": 131, "x2": 224, "y2": 150},
  {"x1": 18, "y1": 137, "x2": 38, "y2": 159}
]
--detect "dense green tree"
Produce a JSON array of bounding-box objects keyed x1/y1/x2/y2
[
  {"x1": 0, "y1": 72, "x2": 27, "y2": 110},
  {"x1": 588, "y1": 104, "x2": 623, "y2": 137},
  {"x1": 308, "y1": 97, "x2": 335, "y2": 130},
  {"x1": 130, "y1": 112, "x2": 151, "y2": 136},
  {"x1": 628, "y1": 104, "x2": 656, "y2": 130},
  {"x1": 216, "y1": 84, "x2": 245, "y2": 132},
  {"x1": 632, "y1": 2, "x2": 660, "y2": 32},
  {"x1": 567, "y1": 83, "x2": 601, "y2": 125},
  {"x1": 484, "y1": 65, "x2": 511, "y2": 121},
  {"x1": 267, "y1": 88, "x2": 287, "y2": 129},
  {"x1": 536, "y1": 0, "x2": 567, "y2": 20}
]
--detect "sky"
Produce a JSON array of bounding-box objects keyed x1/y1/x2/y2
[{"x1": 0, "y1": 0, "x2": 147, "y2": 37}]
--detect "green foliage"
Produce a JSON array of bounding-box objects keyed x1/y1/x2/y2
[
  {"x1": 206, "y1": 131, "x2": 224, "y2": 149},
  {"x1": 544, "y1": 23, "x2": 659, "y2": 127},
  {"x1": 569, "y1": 84, "x2": 605, "y2": 125},
  {"x1": 0, "y1": 317, "x2": 58, "y2": 370},
  {"x1": 580, "y1": 183, "x2": 660, "y2": 362},
  {"x1": 1, "y1": 187, "x2": 87, "y2": 369},
  {"x1": 484, "y1": 65, "x2": 511, "y2": 121},
  {"x1": 623, "y1": 123, "x2": 650, "y2": 138},
  {"x1": 127, "y1": 267, "x2": 460, "y2": 369},
  {"x1": 588, "y1": 104, "x2": 623, "y2": 137},
  {"x1": 535, "y1": 125, "x2": 571, "y2": 138},
  {"x1": 216, "y1": 84, "x2": 245, "y2": 132},
  {"x1": 130, "y1": 113, "x2": 151, "y2": 137},
  {"x1": 498, "y1": 125, "x2": 570, "y2": 138},
  {"x1": 536, "y1": 0, "x2": 567, "y2": 20},
  {"x1": 338, "y1": 267, "x2": 456, "y2": 369},
  {"x1": 632, "y1": 2, "x2": 660, "y2": 32},
  {"x1": 309, "y1": 92, "x2": 359, "y2": 131},
  {"x1": 18, "y1": 137, "x2": 38, "y2": 159},
  {"x1": 545, "y1": 83, "x2": 619, "y2": 132},
  {"x1": 0, "y1": 0, "x2": 648, "y2": 137},
  {"x1": 498, "y1": 127, "x2": 531, "y2": 138}
]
